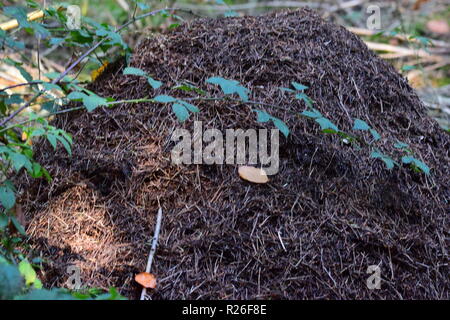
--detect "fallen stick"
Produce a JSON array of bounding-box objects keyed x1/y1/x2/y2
[
  {"x1": 365, "y1": 41, "x2": 443, "y2": 61},
  {"x1": 348, "y1": 27, "x2": 450, "y2": 49},
  {"x1": 140, "y1": 207, "x2": 163, "y2": 300}
]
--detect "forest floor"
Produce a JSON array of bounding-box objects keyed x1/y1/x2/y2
[{"x1": 21, "y1": 9, "x2": 449, "y2": 299}]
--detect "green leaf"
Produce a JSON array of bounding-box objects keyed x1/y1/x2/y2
[
  {"x1": 46, "y1": 134, "x2": 57, "y2": 149},
  {"x1": 402, "y1": 156, "x2": 414, "y2": 165},
  {"x1": 206, "y1": 77, "x2": 249, "y2": 101},
  {"x1": 15, "y1": 288, "x2": 75, "y2": 300},
  {"x1": 410, "y1": 35, "x2": 431, "y2": 46},
  {"x1": 394, "y1": 141, "x2": 409, "y2": 149},
  {"x1": 96, "y1": 28, "x2": 127, "y2": 49},
  {"x1": 0, "y1": 213, "x2": 9, "y2": 230},
  {"x1": 68, "y1": 29, "x2": 94, "y2": 45},
  {"x1": 153, "y1": 95, "x2": 177, "y2": 103},
  {"x1": 401, "y1": 65, "x2": 416, "y2": 72},
  {"x1": 123, "y1": 67, "x2": 147, "y2": 77},
  {"x1": 3, "y1": 6, "x2": 31, "y2": 28},
  {"x1": 412, "y1": 159, "x2": 430, "y2": 175},
  {"x1": 0, "y1": 264, "x2": 24, "y2": 300},
  {"x1": 67, "y1": 91, "x2": 107, "y2": 112},
  {"x1": 254, "y1": 109, "x2": 271, "y2": 123},
  {"x1": 272, "y1": 117, "x2": 290, "y2": 138},
  {"x1": 4, "y1": 58, "x2": 33, "y2": 83},
  {"x1": 18, "y1": 260, "x2": 37, "y2": 286},
  {"x1": 402, "y1": 156, "x2": 430, "y2": 175},
  {"x1": 353, "y1": 119, "x2": 370, "y2": 131},
  {"x1": 169, "y1": 23, "x2": 180, "y2": 29},
  {"x1": 59, "y1": 130, "x2": 73, "y2": 145},
  {"x1": 279, "y1": 87, "x2": 295, "y2": 93},
  {"x1": 173, "y1": 83, "x2": 206, "y2": 95},
  {"x1": 179, "y1": 101, "x2": 199, "y2": 113},
  {"x1": 371, "y1": 150, "x2": 396, "y2": 170},
  {"x1": 42, "y1": 82, "x2": 62, "y2": 92},
  {"x1": 66, "y1": 91, "x2": 85, "y2": 100},
  {"x1": 315, "y1": 118, "x2": 339, "y2": 132},
  {"x1": 56, "y1": 136, "x2": 72, "y2": 156},
  {"x1": 9, "y1": 152, "x2": 33, "y2": 172},
  {"x1": 0, "y1": 185, "x2": 15, "y2": 210},
  {"x1": 253, "y1": 110, "x2": 289, "y2": 137},
  {"x1": 301, "y1": 109, "x2": 322, "y2": 119},
  {"x1": 92, "y1": 287, "x2": 126, "y2": 300},
  {"x1": 29, "y1": 21, "x2": 50, "y2": 38},
  {"x1": 224, "y1": 10, "x2": 238, "y2": 17},
  {"x1": 10, "y1": 216, "x2": 26, "y2": 235},
  {"x1": 83, "y1": 94, "x2": 108, "y2": 112},
  {"x1": 172, "y1": 103, "x2": 189, "y2": 122},
  {"x1": 30, "y1": 128, "x2": 45, "y2": 137},
  {"x1": 369, "y1": 128, "x2": 381, "y2": 141},
  {"x1": 292, "y1": 82, "x2": 308, "y2": 91},
  {"x1": 0, "y1": 30, "x2": 25, "y2": 49},
  {"x1": 295, "y1": 92, "x2": 313, "y2": 107},
  {"x1": 41, "y1": 167, "x2": 52, "y2": 182},
  {"x1": 33, "y1": 278, "x2": 43, "y2": 289},
  {"x1": 147, "y1": 77, "x2": 162, "y2": 89},
  {"x1": 49, "y1": 37, "x2": 65, "y2": 46},
  {"x1": 30, "y1": 162, "x2": 43, "y2": 179}
]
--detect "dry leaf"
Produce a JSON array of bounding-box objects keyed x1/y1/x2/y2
[
  {"x1": 238, "y1": 166, "x2": 269, "y2": 184},
  {"x1": 413, "y1": 0, "x2": 431, "y2": 10},
  {"x1": 135, "y1": 272, "x2": 157, "y2": 289},
  {"x1": 14, "y1": 204, "x2": 27, "y2": 228},
  {"x1": 91, "y1": 61, "x2": 109, "y2": 81},
  {"x1": 426, "y1": 20, "x2": 450, "y2": 35}
]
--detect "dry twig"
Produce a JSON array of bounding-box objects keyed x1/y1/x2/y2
[{"x1": 140, "y1": 207, "x2": 163, "y2": 300}]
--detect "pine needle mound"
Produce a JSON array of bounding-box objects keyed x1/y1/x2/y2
[{"x1": 22, "y1": 9, "x2": 449, "y2": 299}]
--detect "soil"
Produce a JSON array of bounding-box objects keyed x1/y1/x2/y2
[{"x1": 21, "y1": 9, "x2": 449, "y2": 299}]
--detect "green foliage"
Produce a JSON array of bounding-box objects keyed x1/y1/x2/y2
[
  {"x1": 353, "y1": 119, "x2": 370, "y2": 131},
  {"x1": 0, "y1": 29, "x2": 25, "y2": 50},
  {"x1": 0, "y1": 184, "x2": 16, "y2": 210},
  {"x1": 3, "y1": 58, "x2": 33, "y2": 83},
  {"x1": 401, "y1": 65, "x2": 417, "y2": 72},
  {"x1": 67, "y1": 91, "x2": 108, "y2": 112},
  {"x1": 0, "y1": 256, "x2": 125, "y2": 300},
  {"x1": 206, "y1": 77, "x2": 249, "y2": 102},
  {"x1": 153, "y1": 95, "x2": 199, "y2": 122},
  {"x1": 369, "y1": 128, "x2": 381, "y2": 141},
  {"x1": 283, "y1": 82, "x2": 319, "y2": 117},
  {"x1": 370, "y1": 150, "x2": 397, "y2": 170},
  {"x1": 0, "y1": 263, "x2": 23, "y2": 300},
  {"x1": 301, "y1": 108, "x2": 339, "y2": 133},
  {"x1": 123, "y1": 67, "x2": 162, "y2": 89},
  {"x1": 173, "y1": 83, "x2": 206, "y2": 95},
  {"x1": 281, "y1": 82, "x2": 313, "y2": 107},
  {"x1": 0, "y1": 1, "x2": 180, "y2": 299},
  {"x1": 253, "y1": 109, "x2": 289, "y2": 138},
  {"x1": 18, "y1": 260, "x2": 42, "y2": 288},
  {"x1": 352, "y1": 118, "x2": 380, "y2": 141},
  {"x1": 401, "y1": 156, "x2": 430, "y2": 175},
  {"x1": 3, "y1": 6, "x2": 49, "y2": 38}
]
